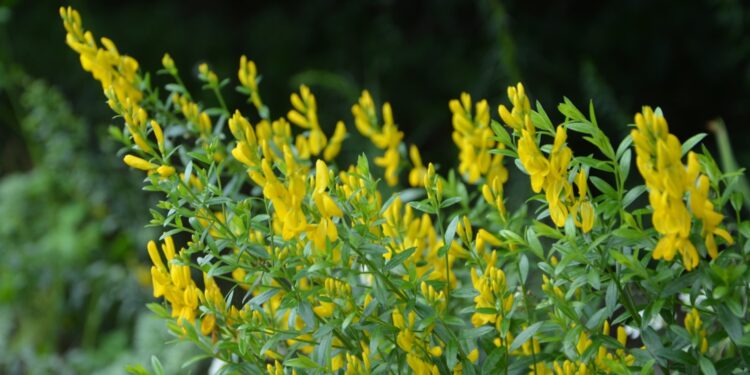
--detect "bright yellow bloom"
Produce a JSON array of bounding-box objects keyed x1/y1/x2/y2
[
  {"x1": 450, "y1": 92, "x2": 506, "y2": 184},
  {"x1": 238, "y1": 55, "x2": 264, "y2": 112},
  {"x1": 147, "y1": 236, "x2": 201, "y2": 325},
  {"x1": 123, "y1": 154, "x2": 156, "y2": 171},
  {"x1": 374, "y1": 146, "x2": 400, "y2": 186},
  {"x1": 60, "y1": 7, "x2": 142, "y2": 103},
  {"x1": 229, "y1": 110, "x2": 261, "y2": 170},
  {"x1": 632, "y1": 106, "x2": 731, "y2": 270},
  {"x1": 323, "y1": 121, "x2": 347, "y2": 161},
  {"x1": 498, "y1": 82, "x2": 531, "y2": 132},
  {"x1": 352, "y1": 91, "x2": 404, "y2": 186},
  {"x1": 408, "y1": 145, "x2": 428, "y2": 187},
  {"x1": 685, "y1": 308, "x2": 709, "y2": 353},
  {"x1": 470, "y1": 265, "x2": 513, "y2": 327},
  {"x1": 690, "y1": 175, "x2": 734, "y2": 258}
]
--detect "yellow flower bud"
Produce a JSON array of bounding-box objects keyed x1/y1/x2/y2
[
  {"x1": 123, "y1": 154, "x2": 156, "y2": 171},
  {"x1": 157, "y1": 165, "x2": 175, "y2": 177},
  {"x1": 161, "y1": 53, "x2": 175, "y2": 72}
]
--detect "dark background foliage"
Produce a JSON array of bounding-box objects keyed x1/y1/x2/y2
[
  {"x1": 0, "y1": 0, "x2": 748, "y2": 373},
  {"x1": 5, "y1": 0, "x2": 750, "y2": 171}
]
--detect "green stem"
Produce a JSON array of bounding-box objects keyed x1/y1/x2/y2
[{"x1": 518, "y1": 263, "x2": 538, "y2": 370}]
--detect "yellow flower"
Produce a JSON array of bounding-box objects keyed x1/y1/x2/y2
[
  {"x1": 498, "y1": 82, "x2": 531, "y2": 131},
  {"x1": 60, "y1": 6, "x2": 142, "y2": 103},
  {"x1": 450, "y1": 92, "x2": 503, "y2": 184},
  {"x1": 374, "y1": 147, "x2": 400, "y2": 186},
  {"x1": 516, "y1": 117, "x2": 549, "y2": 193},
  {"x1": 684, "y1": 308, "x2": 709, "y2": 353},
  {"x1": 470, "y1": 265, "x2": 513, "y2": 327},
  {"x1": 288, "y1": 84, "x2": 320, "y2": 130},
  {"x1": 352, "y1": 91, "x2": 404, "y2": 186},
  {"x1": 323, "y1": 121, "x2": 347, "y2": 161},
  {"x1": 690, "y1": 175, "x2": 734, "y2": 258},
  {"x1": 123, "y1": 154, "x2": 156, "y2": 171},
  {"x1": 147, "y1": 236, "x2": 200, "y2": 325},
  {"x1": 632, "y1": 106, "x2": 728, "y2": 270},
  {"x1": 238, "y1": 55, "x2": 264, "y2": 112},
  {"x1": 408, "y1": 145, "x2": 428, "y2": 187}
]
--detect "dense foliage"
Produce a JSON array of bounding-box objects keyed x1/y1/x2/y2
[{"x1": 61, "y1": 5, "x2": 750, "y2": 375}]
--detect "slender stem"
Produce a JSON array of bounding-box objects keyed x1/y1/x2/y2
[
  {"x1": 212, "y1": 86, "x2": 229, "y2": 115},
  {"x1": 518, "y1": 262, "x2": 538, "y2": 370}
]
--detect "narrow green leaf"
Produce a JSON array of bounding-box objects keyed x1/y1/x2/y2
[
  {"x1": 461, "y1": 325, "x2": 495, "y2": 340},
  {"x1": 408, "y1": 200, "x2": 436, "y2": 214},
  {"x1": 440, "y1": 196, "x2": 463, "y2": 208},
  {"x1": 285, "y1": 356, "x2": 321, "y2": 369},
  {"x1": 385, "y1": 247, "x2": 416, "y2": 271},
  {"x1": 444, "y1": 215, "x2": 460, "y2": 245},
  {"x1": 510, "y1": 322, "x2": 543, "y2": 352},
  {"x1": 491, "y1": 119, "x2": 511, "y2": 147},
  {"x1": 605, "y1": 281, "x2": 618, "y2": 316},
  {"x1": 589, "y1": 176, "x2": 617, "y2": 197},
  {"x1": 519, "y1": 254, "x2": 529, "y2": 284},
  {"x1": 151, "y1": 356, "x2": 165, "y2": 375},
  {"x1": 698, "y1": 356, "x2": 717, "y2": 375},
  {"x1": 525, "y1": 227, "x2": 543, "y2": 259},
  {"x1": 717, "y1": 305, "x2": 743, "y2": 341},
  {"x1": 681, "y1": 133, "x2": 707, "y2": 156},
  {"x1": 616, "y1": 134, "x2": 633, "y2": 161},
  {"x1": 622, "y1": 185, "x2": 647, "y2": 209},
  {"x1": 249, "y1": 288, "x2": 280, "y2": 308}
]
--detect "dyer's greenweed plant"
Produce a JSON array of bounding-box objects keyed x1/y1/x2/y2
[{"x1": 61, "y1": 6, "x2": 750, "y2": 374}]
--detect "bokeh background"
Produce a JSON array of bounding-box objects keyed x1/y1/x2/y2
[{"x1": 1, "y1": 0, "x2": 749, "y2": 373}]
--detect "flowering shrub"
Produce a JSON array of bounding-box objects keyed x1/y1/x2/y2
[{"x1": 61, "y1": 6, "x2": 750, "y2": 374}]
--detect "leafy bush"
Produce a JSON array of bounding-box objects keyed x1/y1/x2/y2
[{"x1": 62, "y1": 6, "x2": 750, "y2": 374}]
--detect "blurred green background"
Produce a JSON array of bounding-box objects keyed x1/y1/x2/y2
[{"x1": 1, "y1": 0, "x2": 749, "y2": 373}]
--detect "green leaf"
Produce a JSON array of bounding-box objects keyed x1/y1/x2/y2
[
  {"x1": 619, "y1": 149, "x2": 631, "y2": 182},
  {"x1": 285, "y1": 356, "x2": 322, "y2": 369},
  {"x1": 525, "y1": 227, "x2": 544, "y2": 259},
  {"x1": 460, "y1": 325, "x2": 495, "y2": 340},
  {"x1": 519, "y1": 254, "x2": 529, "y2": 284},
  {"x1": 451, "y1": 287, "x2": 478, "y2": 299},
  {"x1": 446, "y1": 338, "x2": 459, "y2": 370},
  {"x1": 249, "y1": 288, "x2": 280, "y2": 308},
  {"x1": 482, "y1": 347, "x2": 507, "y2": 375},
  {"x1": 510, "y1": 322, "x2": 543, "y2": 352},
  {"x1": 717, "y1": 305, "x2": 743, "y2": 341},
  {"x1": 444, "y1": 215, "x2": 460, "y2": 245},
  {"x1": 622, "y1": 185, "x2": 647, "y2": 209},
  {"x1": 699, "y1": 356, "x2": 717, "y2": 375},
  {"x1": 558, "y1": 97, "x2": 587, "y2": 122},
  {"x1": 567, "y1": 121, "x2": 594, "y2": 135},
  {"x1": 146, "y1": 303, "x2": 170, "y2": 318},
  {"x1": 408, "y1": 200, "x2": 436, "y2": 214},
  {"x1": 151, "y1": 356, "x2": 165, "y2": 375},
  {"x1": 681, "y1": 133, "x2": 707, "y2": 156},
  {"x1": 605, "y1": 281, "x2": 618, "y2": 316},
  {"x1": 385, "y1": 247, "x2": 416, "y2": 271},
  {"x1": 576, "y1": 156, "x2": 614, "y2": 172},
  {"x1": 500, "y1": 229, "x2": 526, "y2": 246},
  {"x1": 616, "y1": 134, "x2": 633, "y2": 160},
  {"x1": 490, "y1": 119, "x2": 512, "y2": 147},
  {"x1": 589, "y1": 176, "x2": 617, "y2": 197},
  {"x1": 440, "y1": 196, "x2": 463, "y2": 208}
]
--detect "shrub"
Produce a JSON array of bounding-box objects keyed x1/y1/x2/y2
[{"x1": 61, "y1": 6, "x2": 750, "y2": 374}]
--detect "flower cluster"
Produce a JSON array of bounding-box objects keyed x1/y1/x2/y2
[
  {"x1": 684, "y1": 308, "x2": 709, "y2": 354},
  {"x1": 502, "y1": 84, "x2": 595, "y2": 232},
  {"x1": 351, "y1": 91, "x2": 405, "y2": 186},
  {"x1": 632, "y1": 107, "x2": 733, "y2": 270}
]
